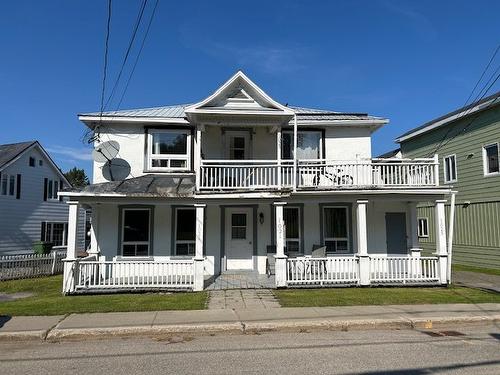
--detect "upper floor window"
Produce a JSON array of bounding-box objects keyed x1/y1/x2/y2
[
  {"x1": 443, "y1": 154, "x2": 457, "y2": 183},
  {"x1": 1, "y1": 174, "x2": 16, "y2": 197},
  {"x1": 282, "y1": 131, "x2": 322, "y2": 160},
  {"x1": 29, "y1": 156, "x2": 36, "y2": 167},
  {"x1": 483, "y1": 143, "x2": 499, "y2": 176},
  {"x1": 147, "y1": 129, "x2": 191, "y2": 171},
  {"x1": 44, "y1": 179, "x2": 59, "y2": 201}
]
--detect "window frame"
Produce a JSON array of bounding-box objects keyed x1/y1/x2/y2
[
  {"x1": 417, "y1": 217, "x2": 429, "y2": 238},
  {"x1": 174, "y1": 207, "x2": 196, "y2": 256},
  {"x1": 322, "y1": 205, "x2": 350, "y2": 254},
  {"x1": 146, "y1": 128, "x2": 192, "y2": 172},
  {"x1": 443, "y1": 154, "x2": 457, "y2": 183},
  {"x1": 42, "y1": 221, "x2": 68, "y2": 246},
  {"x1": 47, "y1": 179, "x2": 59, "y2": 201},
  {"x1": 29, "y1": 157, "x2": 36, "y2": 167},
  {"x1": 483, "y1": 142, "x2": 500, "y2": 176},
  {"x1": 231, "y1": 212, "x2": 248, "y2": 240},
  {"x1": 284, "y1": 206, "x2": 302, "y2": 254},
  {"x1": 1, "y1": 173, "x2": 16, "y2": 197},
  {"x1": 120, "y1": 207, "x2": 152, "y2": 257},
  {"x1": 282, "y1": 130, "x2": 324, "y2": 160}
]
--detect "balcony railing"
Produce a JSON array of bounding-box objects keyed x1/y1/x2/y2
[{"x1": 198, "y1": 157, "x2": 439, "y2": 191}]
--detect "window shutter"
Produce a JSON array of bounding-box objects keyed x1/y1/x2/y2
[
  {"x1": 43, "y1": 178, "x2": 48, "y2": 201},
  {"x1": 41, "y1": 222, "x2": 46, "y2": 241},
  {"x1": 16, "y1": 174, "x2": 21, "y2": 199},
  {"x1": 59, "y1": 179, "x2": 63, "y2": 201}
]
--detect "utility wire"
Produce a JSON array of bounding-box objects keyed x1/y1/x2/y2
[{"x1": 99, "y1": 0, "x2": 113, "y2": 121}]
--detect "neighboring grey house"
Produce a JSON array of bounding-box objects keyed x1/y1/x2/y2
[
  {"x1": 394, "y1": 91, "x2": 500, "y2": 269},
  {"x1": 0, "y1": 141, "x2": 87, "y2": 254}
]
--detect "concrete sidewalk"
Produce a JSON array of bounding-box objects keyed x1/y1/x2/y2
[{"x1": 1, "y1": 303, "x2": 499, "y2": 341}]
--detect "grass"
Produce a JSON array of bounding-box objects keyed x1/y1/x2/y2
[
  {"x1": 0, "y1": 275, "x2": 207, "y2": 316},
  {"x1": 274, "y1": 286, "x2": 500, "y2": 308},
  {"x1": 452, "y1": 264, "x2": 500, "y2": 276}
]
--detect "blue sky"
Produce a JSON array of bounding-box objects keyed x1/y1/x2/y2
[{"x1": 1, "y1": 1, "x2": 499, "y2": 178}]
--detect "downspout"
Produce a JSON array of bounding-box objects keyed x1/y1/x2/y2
[
  {"x1": 293, "y1": 113, "x2": 298, "y2": 191},
  {"x1": 447, "y1": 191, "x2": 457, "y2": 284}
]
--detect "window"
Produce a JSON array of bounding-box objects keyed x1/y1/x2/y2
[
  {"x1": 121, "y1": 208, "x2": 151, "y2": 257},
  {"x1": 284, "y1": 207, "x2": 301, "y2": 254},
  {"x1": 148, "y1": 129, "x2": 191, "y2": 171},
  {"x1": 231, "y1": 213, "x2": 247, "y2": 239},
  {"x1": 39, "y1": 160, "x2": 43, "y2": 166},
  {"x1": 175, "y1": 208, "x2": 196, "y2": 255},
  {"x1": 417, "y1": 218, "x2": 429, "y2": 238},
  {"x1": 1, "y1": 174, "x2": 16, "y2": 196},
  {"x1": 282, "y1": 131, "x2": 322, "y2": 160},
  {"x1": 323, "y1": 206, "x2": 350, "y2": 253},
  {"x1": 229, "y1": 136, "x2": 246, "y2": 160},
  {"x1": 29, "y1": 157, "x2": 35, "y2": 167},
  {"x1": 443, "y1": 154, "x2": 457, "y2": 183},
  {"x1": 45, "y1": 179, "x2": 59, "y2": 200},
  {"x1": 41, "y1": 222, "x2": 68, "y2": 246},
  {"x1": 483, "y1": 143, "x2": 499, "y2": 175}
]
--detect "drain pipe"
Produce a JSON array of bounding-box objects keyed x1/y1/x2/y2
[{"x1": 447, "y1": 191, "x2": 457, "y2": 284}]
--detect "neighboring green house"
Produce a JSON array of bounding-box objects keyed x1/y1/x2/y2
[{"x1": 393, "y1": 91, "x2": 500, "y2": 269}]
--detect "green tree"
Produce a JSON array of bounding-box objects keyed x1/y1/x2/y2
[{"x1": 64, "y1": 167, "x2": 90, "y2": 188}]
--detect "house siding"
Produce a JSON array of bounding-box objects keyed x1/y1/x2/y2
[
  {"x1": 400, "y1": 104, "x2": 500, "y2": 269},
  {"x1": 0, "y1": 146, "x2": 86, "y2": 254}
]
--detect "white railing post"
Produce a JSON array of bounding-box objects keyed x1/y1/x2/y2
[
  {"x1": 193, "y1": 203, "x2": 205, "y2": 291},
  {"x1": 63, "y1": 201, "x2": 79, "y2": 294},
  {"x1": 433, "y1": 154, "x2": 440, "y2": 186},
  {"x1": 194, "y1": 126, "x2": 203, "y2": 191},
  {"x1": 435, "y1": 199, "x2": 448, "y2": 284},
  {"x1": 88, "y1": 207, "x2": 100, "y2": 256},
  {"x1": 356, "y1": 200, "x2": 370, "y2": 286},
  {"x1": 274, "y1": 202, "x2": 288, "y2": 287}
]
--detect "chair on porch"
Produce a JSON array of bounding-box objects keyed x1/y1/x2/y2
[
  {"x1": 266, "y1": 245, "x2": 276, "y2": 277},
  {"x1": 310, "y1": 245, "x2": 328, "y2": 275}
]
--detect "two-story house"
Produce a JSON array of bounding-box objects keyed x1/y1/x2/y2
[
  {"x1": 61, "y1": 71, "x2": 454, "y2": 293},
  {"x1": 395, "y1": 91, "x2": 500, "y2": 270},
  {"x1": 0, "y1": 141, "x2": 87, "y2": 254}
]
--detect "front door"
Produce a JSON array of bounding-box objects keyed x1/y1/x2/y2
[
  {"x1": 385, "y1": 212, "x2": 407, "y2": 255},
  {"x1": 225, "y1": 207, "x2": 254, "y2": 270}
]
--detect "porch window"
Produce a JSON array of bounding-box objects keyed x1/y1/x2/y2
[
  {"x1": 443, "y1": 154, "x2": 457, "y2": 183},
  {"x1": 175, "y1": 208, "x2": 196, "y2": 255},
  {"x1": 147, "y1": 129, "x2": 191, "y2": 171},
  {"x1": 483, "y1": 143, "x2": 499, "y2": 175},
  {"x1": 284, "y1": 206, "x2": 301, "y2": 254},
  {"x1": 323, "y1": 206, "x2": 350, "y2": 254},
  {"x1": 282, "y1": 131, "x2": 322, "y2": 160},
  {"x1": 41, "y1": 222, "x2": 68, "y2": 246},
  {"x1": 121, "y1": 208, "x2": 151, "y2": 257},
  {"x1": 417, "y1": 217, "x2": 429, "y2": 238}
]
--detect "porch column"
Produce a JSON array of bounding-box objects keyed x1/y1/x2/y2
[
  {"x1": 63, "y1": 201, "x2": 79, "y2": 294},
  {"x1": 276, "y1": 126, "x2": 282, "y2": 188},
  {"x1": 408, "y1": 202, "x2": 422, "y2": 257},
  {"x1": 292, "y1": 114, "x2": 298, "y2": 191},
  {"x1": 274, "y1": 202, "x2": 287, "y2": 287},
  {"x1": 194, "y1": 126, "x2": 203, "y2": 191},
  {"x1": 356, "y1": 200, "x2": 370, "y2": 286},
  {"x1": 88, "y1": 207, "x2": 100, "y2": 256},
  {"x1": 193, "y1": 203, "x2": 206, "y2": 291},
  {"x1": 435, "y1": 199, "x2": 448, "y2": 284}
]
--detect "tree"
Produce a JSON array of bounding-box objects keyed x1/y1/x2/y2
[{"x1": 64, "y1": 167, "x2": 90, "y2": 188}]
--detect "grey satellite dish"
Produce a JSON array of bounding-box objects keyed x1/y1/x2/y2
[
  {"x1": 92, "y1": 140, "x2": 120, "y2": 163},
  {"x1": 102, "y1": 158, "x2": 131, "y2": 181}
]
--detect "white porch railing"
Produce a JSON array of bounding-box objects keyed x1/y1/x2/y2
[
  {"x1": 286, "y1": 257, "x2": 359, "y2": 285},
  {"x1": 369, "y1": 256, "x2": 440, "y2": 284},
  {"x1": 200, "y1": 160, "x2": 294, "y2": 190},
  {"x1": 74, "y1": 258, "x2": 195, "y2": 291}
]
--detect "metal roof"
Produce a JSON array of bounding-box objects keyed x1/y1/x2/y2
[
  {"x1": 66, "y1": 174, "x2": 195, "y2": 197},
  {"x1": 80, "y1": 104, "x2": 382, "y2": 122},
  {"x1": 0, "y1": 141, "x2": 36, "y2": 169}
]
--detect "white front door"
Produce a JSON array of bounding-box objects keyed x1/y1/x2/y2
[{"x1": 225, "y1": 207, "x2": 254, "y2": 270}]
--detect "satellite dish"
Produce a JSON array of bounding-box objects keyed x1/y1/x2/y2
[
  {"x1": 92, "y1": 140, "x2": 120, "y2": 163},
  {"x1": 102, "y1": 158, "x2": 131, "y2": 181}
]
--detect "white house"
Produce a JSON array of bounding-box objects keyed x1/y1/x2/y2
[
  {"x1": 0, "y1": 141, "x2": 87, "y2": 255},
  {"x1": 61, "y1": 71, "x2": 454, "y2": 293}
]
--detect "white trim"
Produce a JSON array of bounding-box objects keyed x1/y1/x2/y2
[
  {"x1": 417, "y1": 217, "x2": 429, "y2": 238},
  {"x1": 284, "y1": 206, "x2": 301, "y2": 254},
  {"x1": 443, "y1": 154, "x2": 457, "y2": 184},
  {"x1": 78, "y1": 115, "x2": 189, "y2": 125},
  {"x1": 146, "y1": 129, "x2": 192, "y2": 172},
  {"x1": 174, "y1": 207, "x2": 196, "y2": 256},
  {"x1": 0, "y1": 173, "x2": 17, "y2": 197},
  {"x1": 121, "y1": 208, "x2": 151, "y2": 257},
  {"x1": 482, "y1": 142, "x2": 500, "y2": 177},
  {"x1": 322, "y1": 205, "x2": 350, "y2": 254}
]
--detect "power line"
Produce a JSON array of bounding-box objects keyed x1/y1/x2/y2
[{"x1": 99, "y1": 0, "x2": 113, "y2": 118}]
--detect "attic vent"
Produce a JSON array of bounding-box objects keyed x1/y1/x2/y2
[{"x1": 227, "y1": 88, "x2": 253, "y2": 101}]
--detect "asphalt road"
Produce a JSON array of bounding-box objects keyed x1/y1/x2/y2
[{"x1": 1, "y1": 324, "x2": 500, "y2": 375}]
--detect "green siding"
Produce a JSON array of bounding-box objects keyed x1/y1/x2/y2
[{"x1": 401, "y1": 105, "x2": 500, "y2": 269}]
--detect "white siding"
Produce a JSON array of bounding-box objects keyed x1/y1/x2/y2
[{"x1": 324, "y1": 127, "x2": 372, "y2": 160}]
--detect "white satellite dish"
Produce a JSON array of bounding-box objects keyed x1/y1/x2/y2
[{"x1": 92, "y1": 140, "x2": 120, "y2": 163}]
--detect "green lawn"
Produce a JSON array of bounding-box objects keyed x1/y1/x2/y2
[
  {"x1": 274, "y1": 286, "x2": 500, "y2": 308},
  {"x1": 0, "y1": 275, "x2": 207, "y2": 316},
  {"x1": 452, "y1": 264, "x2": 500, "y2": 276}
]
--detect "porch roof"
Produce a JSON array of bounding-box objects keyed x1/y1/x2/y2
[{"x1": 62, "y1": 174, "x2": 195, "y2": 197}]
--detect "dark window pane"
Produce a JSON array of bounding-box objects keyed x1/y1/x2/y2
[
  {"x1": 136, "y1": 244, "x2": 149, "y2": 256},
  {"x1": 232, "y1": 213, "x2": 246, "y2": 227},
  {"x1": 176, "y1": 243, "x2": 195, "y2": 256},
  {"x1": 123, "y1": 244, "x2": 136, "y2": 256},
  {"x1": 336, "y1": 240, "x2": 348, "y2": 252},
  {"x1": 325, "y1": 240, "x2": 336, "y2": 253},
  {"x1": 9, "y1": 175, "x2": 15, "y2": 195},
  {"x1": 284, "y1": 207, "x2": 299, "y2": 238},
  {"x1": 324, "y1": 207, "x2": 347, "y2": 238},
  {"x1": 152, "y1": 132, "x2": 187, "y2": 154},
  {"x1": 152, "y1": 159, "x2": 169, "y2": 168},
  {"x1": 282, "y1": 133, "x2": 292, "y2": 159},
  {"x1": 123, "y1": 210, "x2": 150, "y2": 242},
  {"x1": 1, "y1": 176, "x2": 7, "y2": 195},
  {"x1": 232, "y1": 149, "x2": 245, "y2": 160},
  {"x1": 29, "y1": 157, "x2": 35, "y2": 167},
  {"x1": 286, "y1": 241, "x2": 299, "y2": 253},
  {"x1": 170, "y1": 160, "x2": 187, "y2": 168},
  {"x1": 233, "y1": 137, "x2": 245, "y2": 148},
  {"x1": 48, "y1": 180, "x2": 53, "y2": 198},
  {"x1": 176, "y1": 209, "x2": 195, "y2": 241},
  {"x1": 486, "y1": 145, "x2": 499, "y2": 173},
  {"x1": 231, "y1": 227, "x2": 246, "y2": 239}
]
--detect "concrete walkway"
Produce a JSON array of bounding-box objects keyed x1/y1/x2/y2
[
  {"x1": 454, "y1": 271, "x2": 500, "y2": 293},
  {"x1": 205, "y1": 271, "x2": 275, "y2": 290},
  {"x1": 207, "y1": 289, "x2": 280, "y2": 309},
  {"x1": 1, "y1": 303, "x2": 499, "y2": 341}
]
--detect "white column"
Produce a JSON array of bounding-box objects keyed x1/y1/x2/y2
[
  {"x1": 408, "y1": 202, "x2": 422, "y2": 257},
  {"x1": 292, "y1": 114, "x2": 298, "y2": 191},
  {"x1": 193, "y1": 203, "x2": 205, "y2": 291},
  {"x1": 63, "y1": 201, "x2": 79, "y2": 294},
  {"x1": 433, "y1": 154, "x2": 440, "y2": 186},
  {"x1": 276, "y1": 127, "x2": 282, "y2": 188},
  {"x1": 435, "y1": 199, "x2": 448, "y2": 284},
  {"x1": 88, "y1": 207, "x2": 100, "y2": 256},
  {"x1": 356, "y1": 200, "x2": 370, "y2": 285},
  {"x1": 194, "y1": 126, "x2": 202, "y2": 190},
  {"x1": 274, "y1": 202, "x2": 287, "y2": 287}
]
